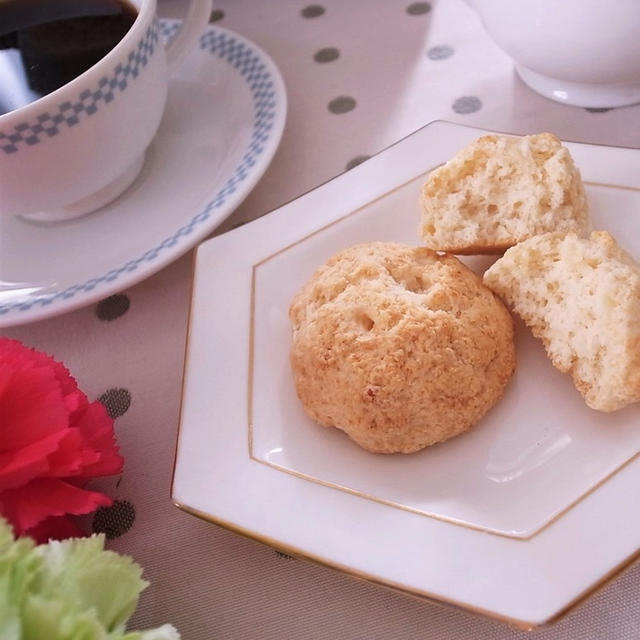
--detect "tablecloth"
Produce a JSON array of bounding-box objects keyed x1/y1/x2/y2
[{"x1": 4, "y1": 1, "x2": 640, "y2": 638}]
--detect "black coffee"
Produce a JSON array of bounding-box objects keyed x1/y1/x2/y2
[{"x1": 0, "y1": 0, "x2": 138, "y2": 114}]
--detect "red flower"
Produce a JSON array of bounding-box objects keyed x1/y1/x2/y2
[{"x1": 0, "y1": 338, "x2": 123, "y2": 543}]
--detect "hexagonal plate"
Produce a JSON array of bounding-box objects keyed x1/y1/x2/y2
[{"x1": 174, "y1": 122, "x2": 640, "y2": 628}]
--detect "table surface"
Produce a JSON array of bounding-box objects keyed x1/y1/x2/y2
[{"x1": 5, "y1": 1, "x2": 640, "y2": 638}]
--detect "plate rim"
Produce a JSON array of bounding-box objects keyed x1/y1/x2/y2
[
  {"x1": 0, "y1": 19, "x2": 287, "y2": 327},
  {"x1": 172, "y1": 120, "x2": 640, "y2": 629}
]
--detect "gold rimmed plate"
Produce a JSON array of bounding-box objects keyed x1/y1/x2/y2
[{"x1": 172, "y1": 121, "x2": 640, "y2": 628}]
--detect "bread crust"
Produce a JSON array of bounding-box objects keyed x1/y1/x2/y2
[
  {"x1": 431, "y1": 241, "x2": 514, "y2": 256},
  {"x1": 289, "y1": 242, "x2": 516, "y2": 453}
]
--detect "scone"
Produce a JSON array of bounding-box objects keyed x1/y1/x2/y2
[
  {"x1": 418, "y1": 133, "x2": 590, "y2": 254},
  {"x1": 289, "y1": 242, "x2": 516, "y2": 454},
  {"x1": 484, "y1": 231, "x2": 640, "y2": 412}
]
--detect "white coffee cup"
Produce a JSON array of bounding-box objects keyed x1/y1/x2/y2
[
  {"x1": 465, "y1": 0, "x2": 640, "y2": 108},
  {"x1": 0, "y1": 0, "x2": 212, "y2": 221}
]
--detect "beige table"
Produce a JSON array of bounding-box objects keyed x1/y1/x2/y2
[{"x1": 5, "y1": 1, "x2": 640, "y2": 637}]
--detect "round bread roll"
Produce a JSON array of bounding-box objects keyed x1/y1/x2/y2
[{"x1": 289, "y1": 242, "x2": 516, "y2": 454}]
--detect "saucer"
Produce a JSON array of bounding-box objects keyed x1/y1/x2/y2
[{"x1": 0, "y1": 20, "x2": 287, "y2": 327}]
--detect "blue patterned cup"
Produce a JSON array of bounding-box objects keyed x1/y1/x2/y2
[{"x1": 0, "y1": 0, "x2": 212, "y2": 221}]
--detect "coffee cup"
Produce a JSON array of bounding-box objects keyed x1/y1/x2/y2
[
  {"x1": 465, "y1": 0, "x2": 640, "y2": 108},
  {"x1": 0, "y1": 0, "x2": 212, "y2": 221}
]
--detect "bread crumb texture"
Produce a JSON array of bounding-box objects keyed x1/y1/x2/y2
[
  {"x1": 419, "y1": 133, "x2": 590, "y2": 254},
  {"x1": 484, "y1": 231, "x2": 640, "y2": 412},
  {"x1": 289, "y1": 242, "x2": 516, "y2": 453}
]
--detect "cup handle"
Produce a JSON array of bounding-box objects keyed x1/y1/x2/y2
[{"x1": 164, "y1": 0, "x2": 213, "y2": 73}]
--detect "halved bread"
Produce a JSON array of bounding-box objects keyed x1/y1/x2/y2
[
  {"x1": 419, "y1": 133, "x2": 590, "y2": 254},
  {"x1": 483, "y1": 231, "x2": 640, "y2": 411}
]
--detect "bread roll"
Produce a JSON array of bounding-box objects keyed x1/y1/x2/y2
[
  {"x1": 289, "y1": 242, "x2": 516, "y2": 453},
  {"x1": 419, "y1": 133, "x2": 590, "y2": 254},
  {"x1": 484, "y1": 231, "x2": 640, "y2": 411}
]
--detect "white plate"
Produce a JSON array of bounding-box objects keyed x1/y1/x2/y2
[
  {"x1": 173, "y1": 121, "x2": 640, "y2": 628},
  {"x1": 0, "y1": 20, "x2": 286, "y2": 327}
]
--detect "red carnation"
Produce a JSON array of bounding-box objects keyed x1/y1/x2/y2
[{"x1": 0, "y1": 338, "x2": 124, "y2": 543}]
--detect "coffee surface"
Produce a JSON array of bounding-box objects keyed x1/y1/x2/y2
[{"x1": 0, "y1": 0, "x2": 138, "y2": 115}]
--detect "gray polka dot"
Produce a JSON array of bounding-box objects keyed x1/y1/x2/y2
[
  {"x1": 427, "y1": 45, "x2": 454, "y2": 60},
  {"x1": 585, "y1": 107, "x2": 611, "y2": 113},
  {"x1": 314, "y1": 47, "x2": 340, "y2": 63},
  {"x1": 209, "y1": 9, "x2": 224, "y2": 22},
  {"x1": 301, "y1": 5, "x2": 325, "y2": 18},
  {"x1": 407, "y1": 2, "x2": 431, "y2": 15},
  {"x1": 99, "y1": 388, "x2": 132, "y2": 419},
  {"x1": 346, "y1": 155, "x2": 370, "y2": 170},
  {"x1": 92, "y1": 500, "x2": 135, "y2": 539},
  {"x1": 95, "y1": 294, "x2": 130, "y2": 321},
  {"x1": 328, "y1": 96, "x2": 356, "y2": 114},
  {"x1": 452, "y1": 96, "x2": 482, "y2": 114}
]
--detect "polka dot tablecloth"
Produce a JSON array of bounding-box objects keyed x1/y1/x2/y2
[{"x1": 4, "y1": 1, "x2": 640, "y2": 638}]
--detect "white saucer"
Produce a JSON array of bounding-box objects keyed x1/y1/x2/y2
[{"x1": 0, "y1": 20, "x2": 286, "y2": 327}]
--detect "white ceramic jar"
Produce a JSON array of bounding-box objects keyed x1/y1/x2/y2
[{"x1": 466, "y1": 0, "x2": 640, "y2": 108}]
